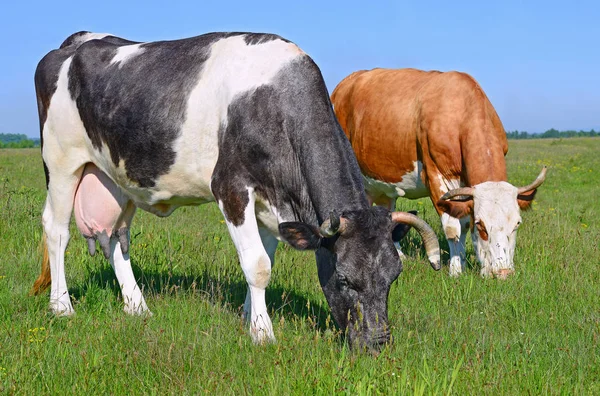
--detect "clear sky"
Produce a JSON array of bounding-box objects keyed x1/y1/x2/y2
[{"x1": 1, "y1": 0, "x2": 598, "y2": 137}]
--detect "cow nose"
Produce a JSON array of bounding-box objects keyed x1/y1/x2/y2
[
  {"x1": 368, "y1": 330, "x2": 391, "y2": 350},
  {"x1": 495, "y1": 268, "x2": 514, "y2": 280}
]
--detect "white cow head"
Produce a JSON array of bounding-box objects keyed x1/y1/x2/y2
[{"x1": 438, "y1": 167, "x2": 546, "y2": 278}]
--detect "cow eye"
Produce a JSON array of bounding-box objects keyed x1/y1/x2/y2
[
  {"x1": 339, "y1": 277, "x2": 350, "y2": 288},
  {"x1": 338, "y1": 275, "x2": 357, "y2": 291},
  {"x1": 514, "y1": 220, "x2": 522, "y2": 231}
]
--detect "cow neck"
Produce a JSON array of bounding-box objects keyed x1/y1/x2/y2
[
  {"x1": 291, "y1": 125, "x2": 369, "y2": 226},
  {"x1": 460, "y1": 113, "x2": 508, "y2": 186}
]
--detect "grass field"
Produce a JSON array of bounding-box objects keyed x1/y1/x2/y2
[{"x1": 1, "y1": 138, "x2": 599, "y2": 394}]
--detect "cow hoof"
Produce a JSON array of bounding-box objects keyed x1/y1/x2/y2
[
  {"x1": 50, "y1": 300, "x2": 75, "y2": 317},
  {"x1": 448, "y1": 258, "x2": 463, "y2": 277},
  {"x1": 494, "y1": 269, "x2": 514, "y2": 280},
  {"x1": 124, "y1": 304, "x2": 152, "y2": 316},
  {"x1": 250, "y1": 319, "x2": 275, "y2": 344},
  {"x1": 251, "y1": 330, "x2": 276, "y2": 345}
]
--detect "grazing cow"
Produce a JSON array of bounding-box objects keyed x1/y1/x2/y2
[
  {"x1": 331, "y1": 68, "x2": 546, "y2": 279},
  {"x1": 31, "y1": 32, "x2": 441, "y2": 349}
]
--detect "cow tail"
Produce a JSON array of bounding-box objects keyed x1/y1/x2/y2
[{"x1": 30, "y1": 233, "x2": 51, "y2": 295}]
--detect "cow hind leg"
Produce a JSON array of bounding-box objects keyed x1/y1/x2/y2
[
  {"x1": 42, "y1": 170, "x2": 84, "y2": 315},
  {"x1": 217, "y1": 187, "x2": 275, "y2": 344},
  {"x1": 108, "y1": 202, "x2": 149, "y2": 315},
  {"x1": 441, "y1": 213, "x2": 469, "y2": 276},
  {"x1": 109, "y1": 235, "x2": 150, "y2": 315}
]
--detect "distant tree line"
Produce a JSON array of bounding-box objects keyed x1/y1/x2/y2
[
  {"x1": 506, "y1": 128, "x2": 598, "y2": 140},
  {"x1": 0, "y1": 133, "x2": 40, "y2": 148}
]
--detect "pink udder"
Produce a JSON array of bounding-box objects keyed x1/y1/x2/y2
[{"x1": 74, "y1": 163, "x2": 129, "y2": 238}]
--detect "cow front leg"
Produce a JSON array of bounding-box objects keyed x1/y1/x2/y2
[
  {"x1": 217, "y1": 187, "x2": 275, "y2": 344},
  {"x1": 244, "y1": 227, "x2": 278, "y2": 323},
  {"x1": 441, "y1": 213, "x2": 469, "y2": 276}
]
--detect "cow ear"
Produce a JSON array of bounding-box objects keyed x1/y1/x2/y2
[
  {"x1": 517, "y1": 188, "x2": 537, "y2": 211},
  {"x1": 436, "y1": 199, "x2": 472, "y2": 219},
  {"x1": 279, "y1": 222, "x2": 322, "y2": 250},
  {"x1": 391, "y1": 210, "x2": 417, "y2": 242}
]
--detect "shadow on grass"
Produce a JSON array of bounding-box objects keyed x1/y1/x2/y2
[{"x1": 69, "y1": 262, "x2": 332, "y2": 332}]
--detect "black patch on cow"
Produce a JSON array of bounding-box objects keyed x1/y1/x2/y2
[
  {"x1": 211, "y1": 55, "x2": 367, "y2": 229},
  {"x1": 67, "y1": 33, "x2": 237, "y2": 187},
  {"x1": 244, "y1": 33, "x2": 290, "y2": 46},
  {"x1": 35, "y1": 34, "x2": 135, "y2": 188}
]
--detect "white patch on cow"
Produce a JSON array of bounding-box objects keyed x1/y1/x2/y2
[
  {"x1": 437, "y1": 175, "x2": 463, "y2": 195},
  {"x1": 442, "y1": 213, "x2": 469, "y2": 276},
  {"x1": 218, "y1": 187, "x2": 276, "y2": 344},
  {"x1": 363, "y1": 161, "x2": 429, "y2": 200},
  {"x1": 82, "y1": 32, "x2": 111, "y2": 42},
  {"x1": 65, "y1": 32, "x2": 111, "y2": 48},
  {"x1": 155, "y1": 35, "x2": 303, "y2": 205},
  {"x1": 109, "y1": 238, "x2": 150, "y2": 315},
  {"x1": 43, "y1": 57, "x2": 92, "y2": 172},
  {"x1": 255, "y1": 196, "x2": 288, "y2": 238},
  {"x1": 110, "y1": 43, "x2": 145, "y2": 67},
  {"x1": 436, "y1": 176, "x2": 469, "y2": 276},
  {"x1": 471, "y1": 181, "x2": 521, "y2": 277}
]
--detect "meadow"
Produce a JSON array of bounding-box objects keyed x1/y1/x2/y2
[{"x1": 0, "y1": 138, "x2": 598, "y2": 394}]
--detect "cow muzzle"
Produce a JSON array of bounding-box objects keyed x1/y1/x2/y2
[
  {"x1": 494, "y1": 268, "x2": 515, "y2": 280},
  {"x1": 348, "y1": 329, "x2": 391, "y2": 351}
]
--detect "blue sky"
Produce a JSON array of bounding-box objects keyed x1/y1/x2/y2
[{"x1": 1, "y1": 0, "x2": 598, "y2": 137}]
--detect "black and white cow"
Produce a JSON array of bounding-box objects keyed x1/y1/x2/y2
[{"x1": 31, "y1": 31, "x2": 441, "y2": 349}]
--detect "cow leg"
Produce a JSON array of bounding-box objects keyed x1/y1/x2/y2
[
  {"x1": 43, "y1": 171, "x2": 83, "y2": 315},
  {"x1": 108, "y1": 234, "x2": 150, "y2": 315},
  {"x1": 218, "y1": 188, "x2": 275, "y2": 343},
  {"x1": 108, "y1": 202, "x2": 149, "y2": 315},
  {"x1": 244, "y1": 227, "x2": 278, "y2": 322},
  {"x1": 442, "y1": 213, "x2": 469, "y2": 276}
]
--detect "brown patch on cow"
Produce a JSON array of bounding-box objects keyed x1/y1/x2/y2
[
  {"x1": 436, "y1": 199, "x2": 473, "y2": 220},
  {"x1": 517, "y1": 189, "x2": 537, "y2": 211},
  {"x1": 150, "y1": 203, "x2": 173, "y2": 216},
  {"x1": 30, "y1": 233, "x2": 51, "y2": 296},
  {"x1": 475, "y1": 220, "x2": 489, "y2": 241},
  {"x1": 36, "y1": 91, "x2": 51, "y2": 132},
  {"x1": 219, "y1": 187, "x2": 250, "y2": 227},
  {"x1": 287, "y1": 229, "x2": 310, "y2": 248},
  {"x1": 331, "y1": 68, "x2": 509, "y2": 191}
]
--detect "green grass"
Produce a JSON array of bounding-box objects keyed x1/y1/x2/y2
[{"x1": 1, "y1": 139, "x2": 599, "y2": 394}]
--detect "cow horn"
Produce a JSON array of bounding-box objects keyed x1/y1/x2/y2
[
  {"x1": 391, "y1": 212, "x2": 441, "y2": 270},
  {"x1": 517, "y1": 166, "x2": 547, "y2": 194},
  {"x1": 319, "y1": 211, "x2": 347, "y2": 237},
  {"x1": 440, "y1": 187, "x2": 475, "y2": 201}
]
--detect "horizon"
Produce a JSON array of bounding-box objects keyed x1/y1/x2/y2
[{"x1": 1, "y1": 1, "x2": 598, "y2": 137}]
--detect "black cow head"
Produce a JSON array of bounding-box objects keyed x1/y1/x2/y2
[{"x1": 279, "y1": 206, "x2": 439, "y2": 350}]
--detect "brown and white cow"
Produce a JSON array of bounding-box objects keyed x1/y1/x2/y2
[{"x1": 331, "y1": 68, "x2": 546, "y2": 278}]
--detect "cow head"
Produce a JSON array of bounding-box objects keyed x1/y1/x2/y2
[
  {"x1": 438, "y1": 166, "x2": 547, "y2": 279},
  {"x1": 279, "y1": 206, "x2": 440, "y2": 350}
]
